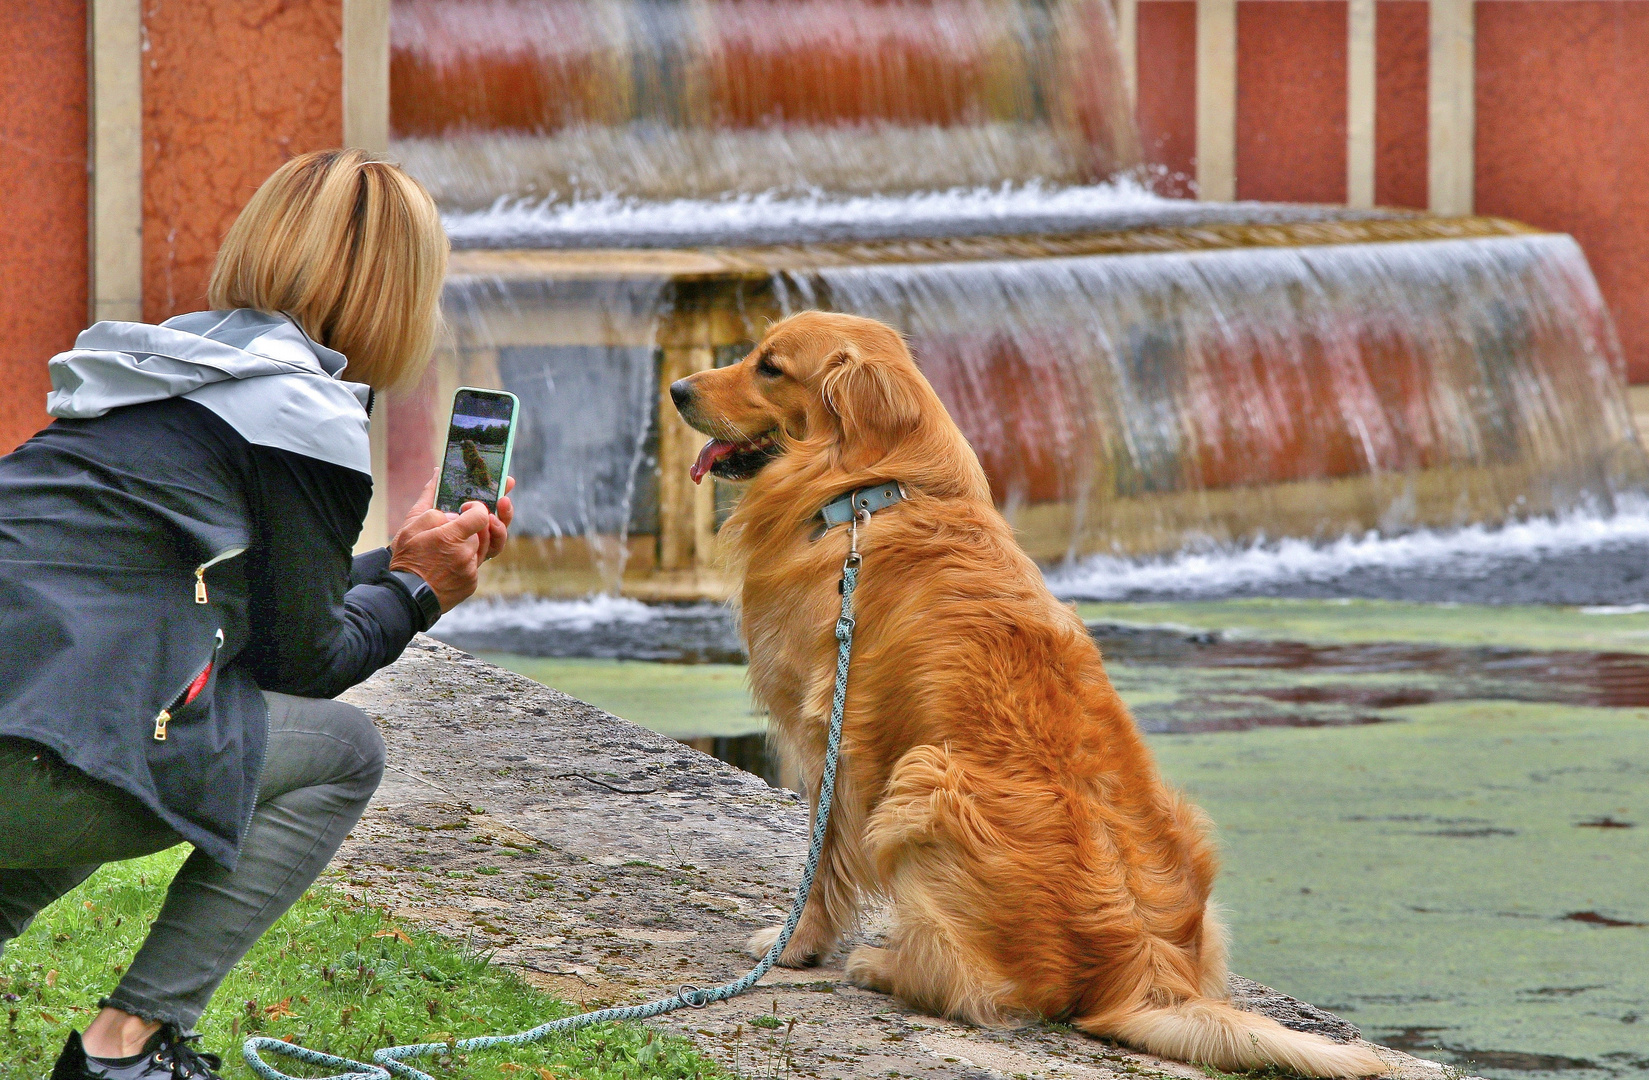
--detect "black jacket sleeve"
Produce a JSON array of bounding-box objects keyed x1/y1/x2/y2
[
  {"x1": 242, "y1": 447, "x2": 424, "y2": 699},
  {"x1": 351, "y1": 545, "x2": 394, "y2": 586}
]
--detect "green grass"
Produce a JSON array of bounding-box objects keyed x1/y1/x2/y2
[{"x1": 0, "y1": 850, "x2": 725, "y2": 1080}]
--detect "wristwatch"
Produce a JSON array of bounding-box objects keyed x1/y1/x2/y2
[{"x1": 388, "y1": 569, "x2": 443, "y2": 631}]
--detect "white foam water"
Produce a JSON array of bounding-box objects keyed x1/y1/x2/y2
[
  {"x1": 444, "y1": 179, "x2": 1161, "y2": 242},
  {"x1": 1045, "y1": 504, "x2": 1649, "y2": 603},
  {"x1": 430, "y1": 179, "x2": 1393, "y2": 249},
  {"x1": 437, "y1": 594, "x2": 669, "y2": 635}
]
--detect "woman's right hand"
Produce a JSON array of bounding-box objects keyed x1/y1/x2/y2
[{"x1": 388, "y1": 469, "x2": 494, "y2": 612}]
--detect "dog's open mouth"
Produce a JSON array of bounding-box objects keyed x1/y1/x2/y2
[{"x1": 691, "y1": 431, "x2": 782, "y2": 483}]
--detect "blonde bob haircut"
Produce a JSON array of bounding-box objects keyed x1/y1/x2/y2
[{"x1": 207, "y1": 149, "x2": 449, "y2": 390}]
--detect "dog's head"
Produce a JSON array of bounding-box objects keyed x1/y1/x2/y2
[{"x1": 670, "y1": 311, "x2": 945, "y2": 483}]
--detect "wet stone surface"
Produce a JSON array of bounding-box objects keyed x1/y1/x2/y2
[{"x1": 335, "y1": 638, "x2": 1455, "y2": 1079}]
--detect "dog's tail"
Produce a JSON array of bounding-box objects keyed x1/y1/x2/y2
[{"x1": 1076, "y1": 997, "x2": 1388, "y2": 1078}]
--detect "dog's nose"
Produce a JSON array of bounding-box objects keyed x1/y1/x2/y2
[{"x1": 669, "y1": 379, "x2": 694, "y2": 411}]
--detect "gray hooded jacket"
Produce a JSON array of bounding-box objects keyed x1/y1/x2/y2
[{"x1": 0, "y1": 309, "x2": 423, "y2": 867}]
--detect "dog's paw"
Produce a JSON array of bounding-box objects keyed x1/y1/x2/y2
[
  {"x1": 747, "y1": 924, "x2": 822, "y2": 967},
  {"x1": 845, "y1": 946, "x2": 893, "y2": 993}
]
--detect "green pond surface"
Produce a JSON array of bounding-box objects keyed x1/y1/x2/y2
[{"x1": 484, "y1": 599, "x2": 1649, "y2": 1079}]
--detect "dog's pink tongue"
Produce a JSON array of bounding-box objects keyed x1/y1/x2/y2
[{"x1": 690, "y1": 439, "x2": 736, "y2": 484}]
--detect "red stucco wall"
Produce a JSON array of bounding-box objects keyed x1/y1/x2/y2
[
  {"x1": 0, "y1": 2, "x2": 87, "y2": 453},
  {"x1": 141, "y1": 0, "x2": 345, "y2": 324},
  {"x1": 1477, "y1": 0, "x2": 1649, "y2": 384},
  {"x1": 1375, "y1": 0, "x2": 1427, "y2": 209},
  {"x1": 1135, "y1": 1, "x2": 1197, "y2": 197},
  {"x1": 1236, "y1": 1, "x2": 1347, "y2": 203}
]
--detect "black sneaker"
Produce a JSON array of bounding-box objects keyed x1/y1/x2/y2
[{"x1": 51, "y1": 1027, "x2": 224, "y2": 1080}]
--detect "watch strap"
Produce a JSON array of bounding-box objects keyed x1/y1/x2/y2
[{"x1": 388, "y1": 569, "x2": 443, "y2": 631}]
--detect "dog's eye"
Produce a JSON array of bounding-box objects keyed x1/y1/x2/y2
[{"x1": 756, "y1": 356, "x2": 783, "y2": 378}]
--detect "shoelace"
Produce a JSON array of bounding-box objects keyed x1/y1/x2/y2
[{"x1": 152, "y1": 1029, "x2": 223, "y2": 1080}]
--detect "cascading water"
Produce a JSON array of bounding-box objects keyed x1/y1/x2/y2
[
  {"x1": 391, "y1": 0, "x2": 1137, "y2": 207},
  {"x1": 384, "y1": 0, "x2": 1649, "y2": 597},
  {"x1": 779, "y1": 232, "x2": 1646, "y2": 558}
]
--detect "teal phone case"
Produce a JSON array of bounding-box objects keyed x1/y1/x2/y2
[{"x1": 438, "y1": 386, "x2": 520, "y2": 514}]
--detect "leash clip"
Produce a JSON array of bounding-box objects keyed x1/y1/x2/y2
[
  {"x1": 679, "y1": 984, "x2": 709, "y2": 1008},
  {"x1": 848, "y1": 506, "x2": 870, "y2": 562}
]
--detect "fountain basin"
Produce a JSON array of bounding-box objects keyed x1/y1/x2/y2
[{"x1": 387, "y1": 211, "x2": 1647, "y2": 599}]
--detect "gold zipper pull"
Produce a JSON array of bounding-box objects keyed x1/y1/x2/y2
[
  {"x1": 195, "y1": 567, "x2": 208, "y2": 604},
  {"x1": 153, "y1": 709, "x2": 171, "y2": 741}
]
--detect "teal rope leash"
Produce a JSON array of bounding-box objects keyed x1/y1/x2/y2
[{"x1": 244, "y1": 547, "x2": 863, "y2": 1080}]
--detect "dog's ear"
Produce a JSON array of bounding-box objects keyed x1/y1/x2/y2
[{"x1": 820, "y1": 344, "x2": 923, "y2": 464}]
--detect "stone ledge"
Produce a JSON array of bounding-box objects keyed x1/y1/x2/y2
[{"x1": 335, "y1": 637, "x2": 1470, "y2": 1079}]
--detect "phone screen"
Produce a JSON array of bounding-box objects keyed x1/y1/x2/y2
[{"x1": 436, "y1": 389, "x2": 517, "y2": 514}]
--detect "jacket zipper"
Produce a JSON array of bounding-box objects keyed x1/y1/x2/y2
[
  {"x1": 154, "y1": 628, "x2": 225, "y2": 741},
  {"x1": 194, "y1": 546, "x2": 246, "y2": 604}
]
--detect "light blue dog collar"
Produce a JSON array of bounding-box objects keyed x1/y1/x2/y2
[{"x1": 818, "y1": 482, "x2": 908, "y2": 531}]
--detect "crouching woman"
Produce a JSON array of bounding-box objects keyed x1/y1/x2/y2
[{"x1": 0, "y1": 150, "x2": 510, "y2": 1079}]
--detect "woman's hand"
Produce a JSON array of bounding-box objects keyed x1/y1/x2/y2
[
  {"x1": 479, "y1": 475, "x2": 516, "y2": 563},
  {"x1": 388, "y1": 469, "x2": 516, "y2": 612}
]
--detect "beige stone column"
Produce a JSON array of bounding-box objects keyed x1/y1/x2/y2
[
  {"x1": 1347, "y1": 0, "x2": 1376, "y2": 208},
  {"x1": 657, "y1": 334, "x2": 717, "y2": 574},
  {"x1": 1195, "y1": 0, "x2": 1237, "y2": 201},
  {"x1": 344, "y1": 0, "x2": 391, "y2": 155},
  {"x1": 89, "y1": 0, "x2": 143, "y2": 324},
  {"x1": 1114, "y1": 0, "x2": 1138, "y2": 108},
  {"x1": 1428, "y1": 0, "x2": 1475, "y2": 214},
  {"x1": 344, "y1": 0, "x2": 394, "y2": 549}
]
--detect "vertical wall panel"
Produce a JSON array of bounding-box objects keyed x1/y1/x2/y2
[
  {"x1": 1236, "y1": 1, "x2": 1348, "y2": 202},
  {"x1": 1136, "y1": 1, "x2": 1198, "y2": 196},
  {"x1": 1375, "y1": 0, "x2": 1428, "y2": 208},
  {"x1": 1477, "y1": 1, "x2": 1649, "y2": 383},
  {"x1": 0, "y1": 2, "x2": 87, "y2": 453},
  {"x1": 142, "y1": 0, "x2": 345, "y2": 324}
]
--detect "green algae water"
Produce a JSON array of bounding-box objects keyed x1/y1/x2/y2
[
  {"x1": 480, "y1": 599, "x2": 1649, "y2": 1079},
  {"x1": 1152, "y1": 701, "x2": 1648, "y2": 1077}
]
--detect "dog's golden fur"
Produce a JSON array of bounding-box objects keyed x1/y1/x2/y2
[{"x1": 673, "y1": 311, "x2": 1387, "y2": 1078}]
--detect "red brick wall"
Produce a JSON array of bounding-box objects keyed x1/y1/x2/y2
[
  {"x1": 1374, "y1": 0, "x2": 1427, "y2": 208},
  {"x1": 1476, "y1": 0, "x2": 1649, "y2": 384},
  {"x1": 0, "y1": 2, "x2": 87, "y2": 453},
  {"x1": 1136, "y1": 0, "x2": 1198, "y2": 196},
  {"x1": 1235, "y1": 1, "x2": 1348, "y2": 203},
  {"x1": 141, "y1": 0, "x2": 345, "y2": 323}
]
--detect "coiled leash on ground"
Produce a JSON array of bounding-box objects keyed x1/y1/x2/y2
[{"x1": 243, "y1": 513, "x2": 871, "y2": 1080}]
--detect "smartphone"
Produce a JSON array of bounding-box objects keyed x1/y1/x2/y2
[{"x1": 436, "y1": 387, "x2": 519, "y2": 515}]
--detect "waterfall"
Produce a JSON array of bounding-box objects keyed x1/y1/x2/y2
[
  {"x1": 381, "y1": 0, "x2": 1649, "y2": 596},
  {"x1": 390, "y1": 0, "x2": 1137, "y2": 207},
  {"x1": 779, "y1": 233, "x2": 1645, "y2": 558}
]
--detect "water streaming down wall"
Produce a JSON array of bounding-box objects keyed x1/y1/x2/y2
[
  {"x1": 390, "y1": 0, "x2": 1138, "y2": 207},
  {"x1": 778, "y1": 233, "x2": 1648, "y2": 558},
  {"x1": 383, "y1": 0, "x2": 1649, "y2": 596},
  {"x1": 394, "y1": 273, "x2": 673, "y2": 592}
]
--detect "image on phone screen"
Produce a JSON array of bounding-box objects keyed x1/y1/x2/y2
[{"x1": 436, "y1": 389, "x2": 516, "y2": 514}]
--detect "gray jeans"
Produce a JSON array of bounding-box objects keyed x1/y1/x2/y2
[{"x1": 0, "y1": 692, "x2": 385, "y2": 1029}]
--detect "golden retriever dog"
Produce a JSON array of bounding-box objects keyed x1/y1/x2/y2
[{"x1": 669, "y1": 311, "x2": 1387, "y2": 1078}]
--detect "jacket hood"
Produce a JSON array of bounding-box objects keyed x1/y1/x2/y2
[{"x1": 47, "y1": 310, "x2": 375, "y2": 475}]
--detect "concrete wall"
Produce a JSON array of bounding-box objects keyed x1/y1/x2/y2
[
  {"x1": 0, "y1": 2, "x2": 87, "y2": 453},
  {"x1": 141, "y1": 0, "x2": 346, "y2": 323},
  {"x1": 1134, "y1": 0, "x2": 1649, "y2": 383},
  {"x1": 0, "y1": 0, "x2": 399, "y2": 541},
  {"x1": 1474, "y1": 1, "x2": 1649, "y2": 386},
  {"x1": 1236, "y1": 1, "x2": 1348, "y2": 203}
]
